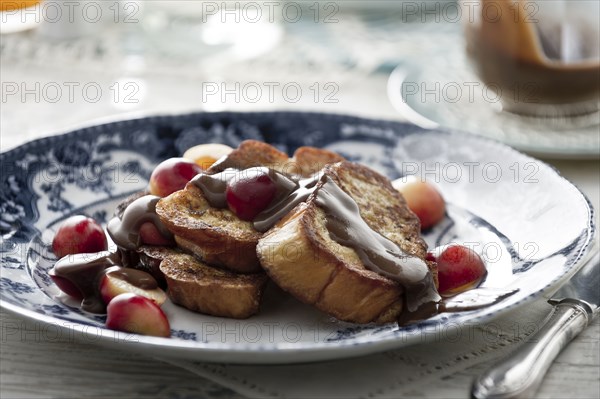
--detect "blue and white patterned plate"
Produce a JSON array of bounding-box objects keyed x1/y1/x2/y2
[{"x1": 0, "y1": 112, "x2": 595, "y2": 364}]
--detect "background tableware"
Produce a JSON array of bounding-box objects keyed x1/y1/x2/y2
[
  {"x1": 0, "y1": 0, "x2": 40, "y2": 33},
  {"x1": 472, "y1": 249, "x2": 599, "y2": 398},
  {"x1": 461, "y1": 0, "x2": 600, "y2": 117},
  {"x1": 387, "y1": 59, "x2": 600, "y2": 159}
]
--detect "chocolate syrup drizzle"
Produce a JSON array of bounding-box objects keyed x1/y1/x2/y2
[
  {"x1": 50, "y1": 162, "x2": 516, "y2": 322},
  {"x1": 192, "y1": 166, "x2": 444, "y2": 322},
  {"x1": 51, "y1": 195, "x2": 173, "y2": 314},
  {"x1": 50, "y1": 251, "x2": 120, "y2": 313},
  {"x1": 104, "y1": 266, "x2": 159, "y2": 290},
  {"x1": 107, "y1": 195, "x2": 173, "y2": 250},
  {"x1": 192, "y1": 167, "x2": 317, "y2": 231},
  {"x1": 315, "y1": 178, "x2": 441, "y2": 317},
  {"x1": 50, "y1": 254, "x2": 161, "y2": 314},
  {"x1": 253, "y1": 172, "x2": 321, "y2": 233}
]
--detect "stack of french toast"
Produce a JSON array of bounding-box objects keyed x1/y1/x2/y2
[{"x1": 126, "y1": 140, "x2": 438, "y2": 325}]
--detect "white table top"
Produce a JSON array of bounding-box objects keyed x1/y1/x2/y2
[{"x1": 1, "y1": 9, "x2": 599, "y2": 398}]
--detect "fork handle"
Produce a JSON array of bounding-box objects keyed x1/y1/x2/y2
[{"x1": 471, "y1": 301, "x2": 590, "y2": 399}]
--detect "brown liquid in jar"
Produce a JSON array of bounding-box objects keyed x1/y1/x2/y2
[{"x1": 465, "y1": 0, "x2": 600, "y2": 113}]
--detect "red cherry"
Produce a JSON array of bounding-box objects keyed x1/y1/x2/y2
[
  {"x1": 426, "y1": 252, "x2": 437, "y2": 263},
  {"x1": 226, "y1": 169, "x2": 277, "y2": 221},
  {"x1": 139, "y1": 222, "x2": 173, "y2": 246},
  {"x1": 99, "y1": 267, "x2": 166, "y2": 305},
  {"x1": 52, "y1": 215, "x2": 108, "y2": 258},
  {"x1": 436, "y1": 245, "x2": 487, "y2": 296},
  {"x1": 394, "y1": 177, "x2": 446, "y2": 230},
  {"x1": 49, "y1": 271, "x2": 84, "y2": 299},
  {"x1": 149, "y1": 157, "x2": 202, "y2": 197},
  {"x1": 106, "y1": 293, "x2": 171, "y2": 337}
]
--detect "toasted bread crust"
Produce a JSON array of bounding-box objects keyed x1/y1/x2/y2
[
  {"x1": 134, "y1": 245, "x2": 180, "y2": 287},
  {"x1": 257, "y1": 162, "x2": 435, "y2": 324},
  {"x1": 156, "y1": 140, "x2": 345, "y2": 273},
  {"x1": 332, "y1": 161, "x2": 429, "y2": 262},
  {"x1": 292, "y1": 146, "x2": 345, "y2": 176},
  {"x1": 160, "y1": 253, "x2": 268, "y2": 319},
  {"x1": 174, "y1": 235, "x2": 259, "y2": 273},
  {"x1": 155, "y1": 184, "x2": 262, "y2": 273},
  {"x1": 209, "y1": 140, "x2": 290, "y2": 173}
]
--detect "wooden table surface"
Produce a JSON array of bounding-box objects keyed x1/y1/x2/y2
[
  {"x1": 2, "y1": 307, "x2": 598, "y2": 398},
  {"x1": 1, "y1": 28, "x2": 599, "y2": 396}
]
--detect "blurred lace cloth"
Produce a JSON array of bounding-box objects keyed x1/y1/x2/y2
[{"x1": 162, "y1": 298, "x2": 553, "y2": 399}]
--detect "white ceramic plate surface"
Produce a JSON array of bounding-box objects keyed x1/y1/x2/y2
[{"x1": 0, "y1": 112, "x2": 595, "y2": 363}]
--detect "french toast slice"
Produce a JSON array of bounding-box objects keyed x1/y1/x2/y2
[
  {"x1": 159, "y1": 252, "x2": 269, "y2": 319},
  {"x1": 256, "y1": 161, "x2": 437, "y2": 324},
  {"x1": 155, "y1": 140, "x2": 344, "y2": 273},
  {"x1": 130, "y1": 245, "x2": 268, "y2": 319},
  {"x1": 134, "y1": 245, "x2": 180, "y2": 288},
  {"x1": 112, "y1": 190, "x2": 269, "y2": 319},
  {"x1": 135, "y1": 246, "x2": 268, "y2": 319}
]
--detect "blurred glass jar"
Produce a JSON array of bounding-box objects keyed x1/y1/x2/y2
[
  {"x1": 0, "y1": 0, "x2": 41, "y2": 33},
  {"x1": 1, "y1": 1, "x2": 125, "y2": 37},
  {"x1": 461, "y1": 0, "x2": 600, "y2": 117}
]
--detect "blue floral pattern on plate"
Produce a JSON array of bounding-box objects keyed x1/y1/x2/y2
[{"x1": 0, "y1": 112, "x2": 594, "y2": 364}]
